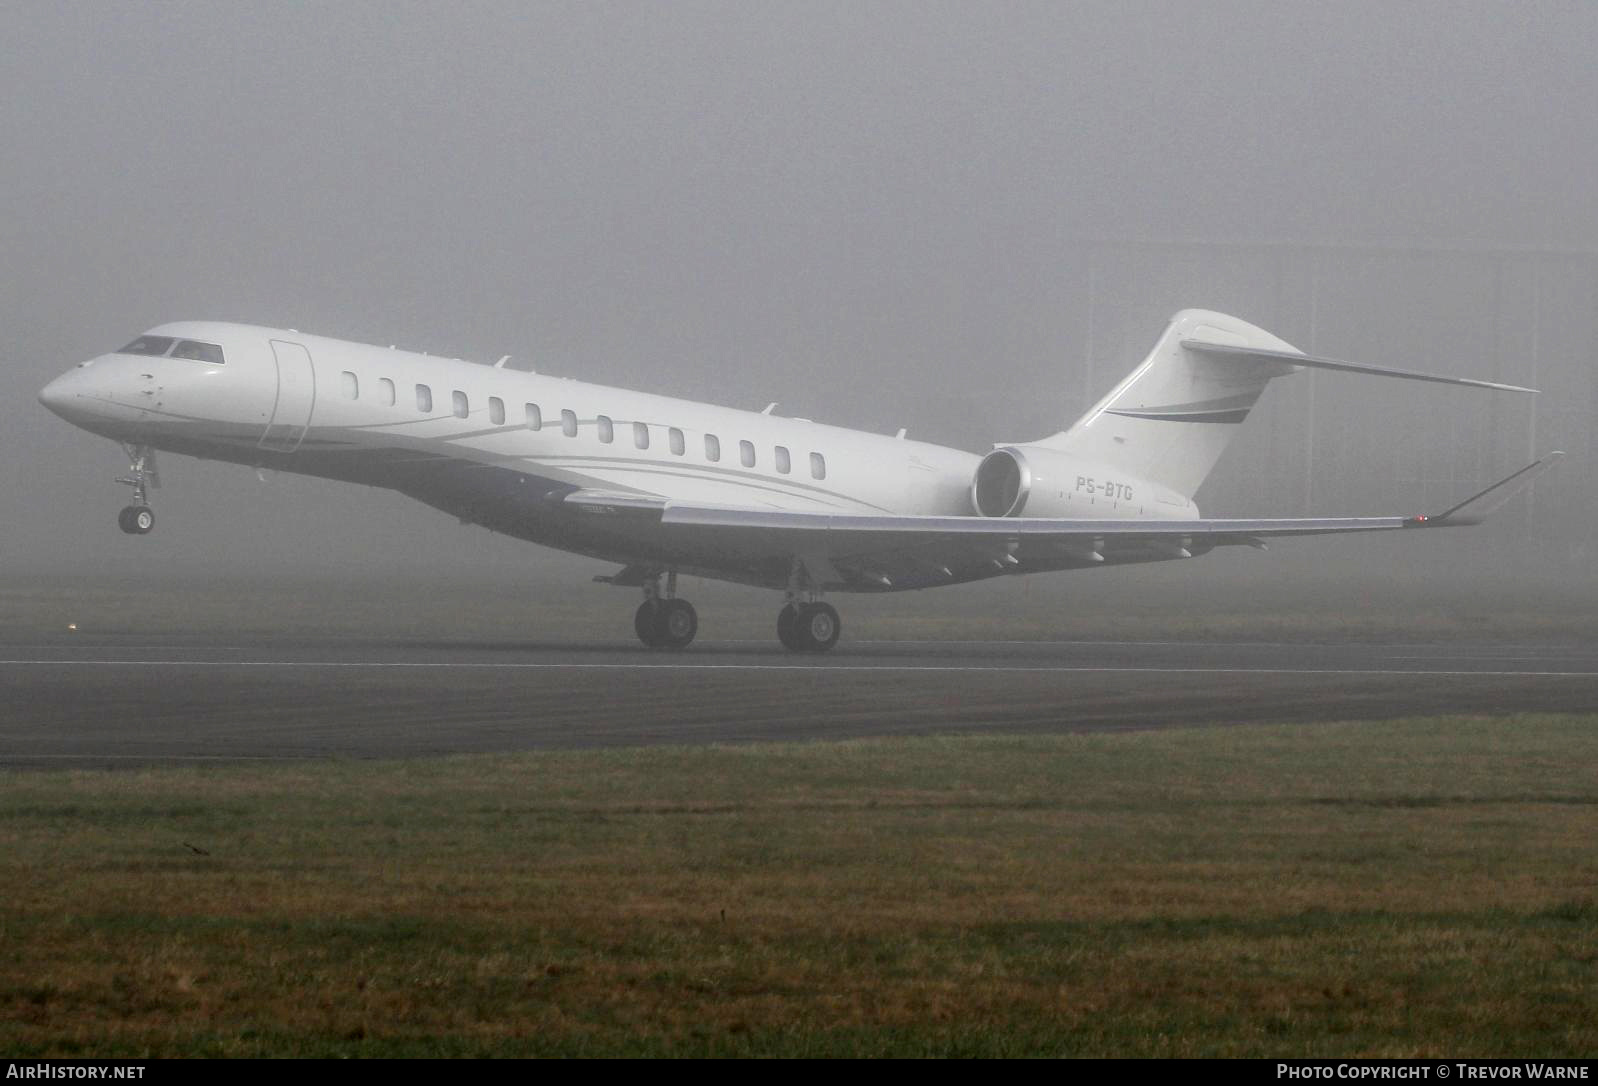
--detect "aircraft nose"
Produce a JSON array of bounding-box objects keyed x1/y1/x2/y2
[
  {"x1": 38, "y1": 364, "x2": 102, "y2": 424},
  {"x1": 38, "y1": 371, "x2": 76, "y2": 417}
]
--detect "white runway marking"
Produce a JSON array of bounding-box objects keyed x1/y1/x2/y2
[
  {"x1": 742, "y1": 638, "x2": 1594, "y2": 654},
  {"x1": 1, "y1": 659, "x2": 1593, "y2": 677}
]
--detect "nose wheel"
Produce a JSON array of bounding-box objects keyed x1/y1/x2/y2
[
  {"x1": 117, "y1": 505, "x2": 155, "y2": 535},
  {"x1": 114, "y1": 443, "x2": 160, "y2": 536}
]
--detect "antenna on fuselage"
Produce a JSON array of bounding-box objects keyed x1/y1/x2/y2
[{"x1": 761, "y1": 402, "x2": 778, "y2": 415}]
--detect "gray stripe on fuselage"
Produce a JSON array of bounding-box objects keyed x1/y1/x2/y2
[{"x1": 122, "y1": 406, "x2": 896, "y2": 514}]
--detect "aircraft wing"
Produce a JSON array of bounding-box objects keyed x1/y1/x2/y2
[{"x1": 574, "y1": 453, "x2": 1562, "y2": 591}]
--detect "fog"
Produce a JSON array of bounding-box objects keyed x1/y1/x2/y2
[{"x1": 3, "y1": 2, "x2": 1593, "y2": 601}]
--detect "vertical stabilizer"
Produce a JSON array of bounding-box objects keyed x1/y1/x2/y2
[{"x1": 1033, "y1": 309, "x2": 1302, "y2": 499}]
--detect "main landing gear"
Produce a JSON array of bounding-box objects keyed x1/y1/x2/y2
[
  {"x1": 777, "y1": 600, "x2": 841, "y2": 653},
  {"x1": 620, "y1": 561, "x2": 842, "y2": 653},
  {"x1": 634, "y1": 570, "x2": 698, "y2": 650},
  {"x1": 115, "y1": 443, "x2": 158, "y2": 536},
  {"x1": 777, "y1": 559, "x2": 841, "y2": 652}
]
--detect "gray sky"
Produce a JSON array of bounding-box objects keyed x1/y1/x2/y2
[{"x1": 4, "y1": 1, "x2": 1594, "y2": 582}]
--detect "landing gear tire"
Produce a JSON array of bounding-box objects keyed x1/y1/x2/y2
[
  {"x1": 659, "y1": 598, "x2": 698, "y2": 649},
  {"x1": 635, "y1": 601, "x2": 663, "y2": 647},
  {"x1": 799, "y1": 602, "x2": 841, "y2": 652},
  {"x1": 776, "y1": 604, "x2": 803, "y2": 650},
  {"x1": 779, "y1": 601, "x2": 841, "y2": 653},
  {"x1": 635, "y1": 598, "x2": 697, "y2": 650},
  {"x1": 118, "y1": 505, "x2": 154, "y2": 535}
]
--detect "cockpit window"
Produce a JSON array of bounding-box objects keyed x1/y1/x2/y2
[
  {"x1": 115, "y1": 336, "x2": 226, "y2": 363},
  {"x1": 171, "y1": 340, "x2": 225, "y2": 365},
  {"x1": 118, "y1": 335, "x2": 176, "y2": 356}
]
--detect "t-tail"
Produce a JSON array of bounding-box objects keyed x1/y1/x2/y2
[{"x1": 1026, "y1": 308, "x2": 1534, "y2": 502}]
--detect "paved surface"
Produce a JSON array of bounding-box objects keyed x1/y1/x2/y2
[{"x1": 2, "y1": 634, "x2": 1594, "y2": 767}]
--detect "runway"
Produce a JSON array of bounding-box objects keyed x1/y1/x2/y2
[{"x1": 2, "y1": 634, "x2": 1594, "y2": 767}]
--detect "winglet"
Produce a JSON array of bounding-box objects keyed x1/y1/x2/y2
[{"x1": 1408, "y1": 452, "x2": 1565, "y2": 527}]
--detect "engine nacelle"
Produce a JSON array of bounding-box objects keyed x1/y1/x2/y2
[{"x1": 970, "y1": 446, "x2": 1193, "y2": 518}]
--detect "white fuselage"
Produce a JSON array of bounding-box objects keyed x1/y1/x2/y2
[{"x1": 39, "y1": 321, "x2": 1182, "y2": 590}]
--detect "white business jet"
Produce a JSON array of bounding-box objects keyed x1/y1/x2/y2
[{"x1": 38, "y1": 309, "x2": 1559, "y2": 652}]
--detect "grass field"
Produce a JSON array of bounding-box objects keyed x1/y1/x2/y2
[{"x1": 2, "y1": 714, "x2": 1595, "y2": 1057}]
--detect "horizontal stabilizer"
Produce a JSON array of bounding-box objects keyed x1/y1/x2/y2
[
  {"x1": 1180, "y1": 340, "x2": 1537, "y2": 394},
  {"x1": 1037, "y1": 309, "x2": 1533, "y2": 503}
]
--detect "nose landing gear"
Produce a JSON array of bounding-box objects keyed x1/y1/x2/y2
[
  {"x1": 115, "y1": 444, "x2": 159, "y2": 535},
  {"x1": 117, "y1": 505, "x2": 154, "y2": 535}
]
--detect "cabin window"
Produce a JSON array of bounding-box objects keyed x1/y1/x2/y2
[
  {"x1": 810, "y1": 452, "x2": 826, "y2": 480},
  {"x1": 597, "y1": 415, "x2": 614, "y2": 443},
  {"x1": 705, "y1": 434, "x2": 721, "y2": 461},
  {"x1": 669, "y1": 427, "x2": 685, "y2": 456},
  {"x1": 775, "y1": 445, "x2": 791, "y2": 474},
  {"x1": 633, "y1": 422, "x2": 650, "y2": 449},
  {"x1": 561, "y1": 409, "x2": 577, "y2": 437},
  {"x1": 340, "y1": 371, "x2": 358, "y2": 400},
  {"x1": 171, "y1": 340, "x2": 225, "y2": 365},
  {"x1": 379, "y1": 378, "x2": 396, "y2": 406},
  {"x1": 739, "y1": 440, "x2": 755, "y2": 468},
  {"x1": 525, "y1": 403, "x2": 542, "y2": 430},
  {"x1": 416, "y1": 384, "x2": 433, "y2": 413},
  {"x1": 452, "y1": 391, "x2": 469, "y2": 418},
  {"x1": 489, "y1": 396, "x2": 505, "y2": 425}
]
